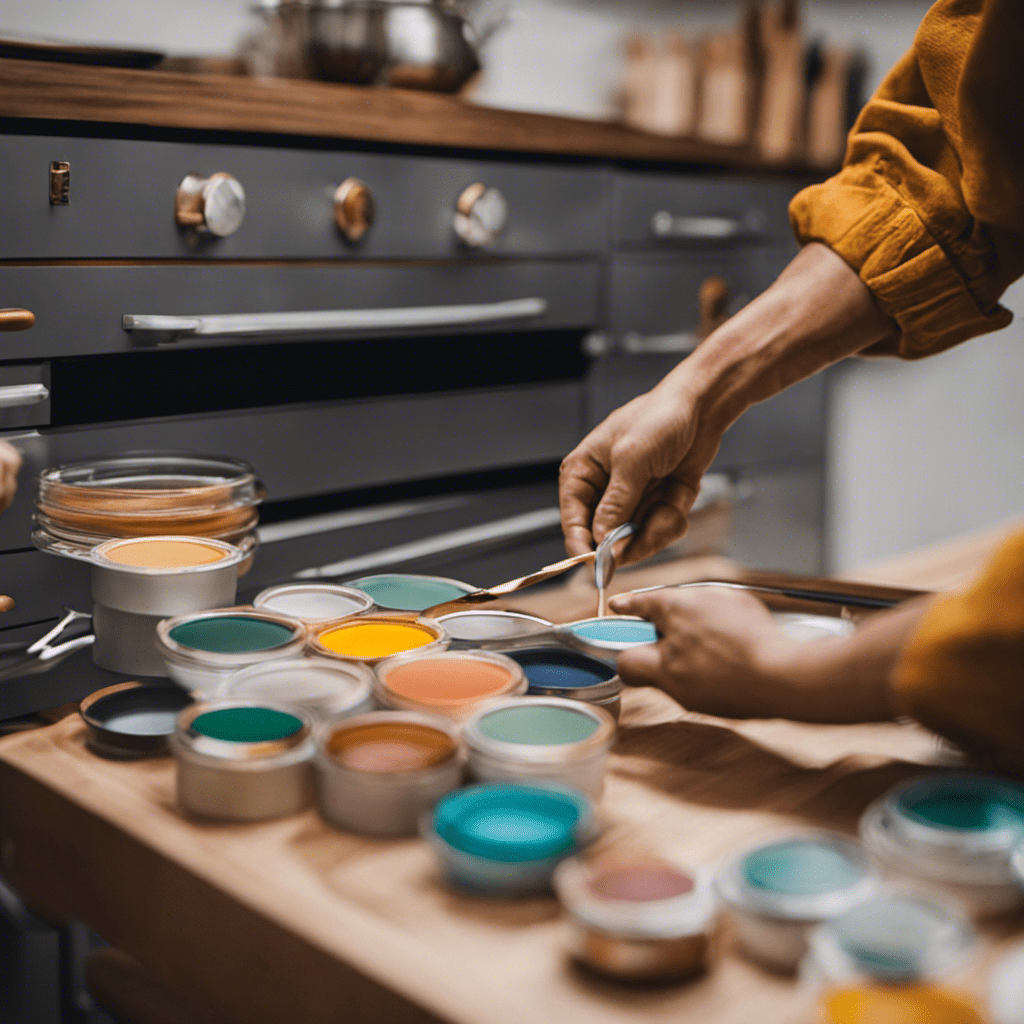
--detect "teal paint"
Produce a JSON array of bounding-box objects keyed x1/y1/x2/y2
[
  {"x1": 479, "y1": 704, "x2": 599, "y2": 745},
  {"x1": 569, "y1": 619, "x2": 658, "y2": 645},
  {"x1": 348, "y1": 574, "x2": 472, "y2": 612},
  {"x1": 191, "y1": 706, "x2": 303, "y2": 743},
  {"x1": 743, "y1": 840, "x2": 865, "y2": 897},
  {"x1": 169, "y1": 616, "x2": 296, "y2": 654},
  {"x1": 433, "y1": 785, "x2": 585, "y2": 862},
  {"x1": 897, "y1": 777, "x2": 1024, "y2": 834}
]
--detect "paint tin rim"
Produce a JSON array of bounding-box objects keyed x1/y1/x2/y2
[
  {"x1": 92, "y1": 535, "x2": 245, "y2": 575},
  {"x1": 156, "y1": 608, "x2": 307, "y2": 669},
  {"x1": 79, "y1": 680, "x2": 194, "y2": 759},
  {"x1": 252, "y1": 583, "x2": 374, "y2": 623},
  {"x1": 173, "y1": 699, "x2": 315, "y2": 765},
  {"x1": 310, "y1": 614, "x2": 449, "y2": 666},
  {"x1": 344, "y1": 573, "x2": 476, "y2": 612},
  {"x1": 508, "y1": 647, "x2": 622, "y2": 704}
]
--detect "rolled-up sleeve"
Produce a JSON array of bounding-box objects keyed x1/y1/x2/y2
[{"x1": 789, "y1": 0, "x2": 1024, "y2": 358}]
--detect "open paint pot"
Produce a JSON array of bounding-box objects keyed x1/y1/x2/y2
[
  {"x1": 989, "y1": 942, "x2": 1024, "y2": 1024},
  {"x1": 311, "y1": 614, "x2": 449, "y2": 667},
  {"x1": 345, "y1": 573, "x2": 475, "y2": 613},
  {"x1": 79, "y1": 680, "x2": 194, "y2": 759},
  {"x1": 463, "y1": 696, "x2": 616, "y2": 799},
  {"x1": 436, "y1": 610, "x2": 554, "y2": 651},
  {"x1": 554, "y1": 854, "x2": 717, "y2": 982},
  {"x1": 508, "y1": 648, "x2": 623, "y2": 719},
  {"x1": 252, "y1": 583, "x2": 373, "y2": 624},
  {"x1": 170, "y1": 700, "x2": 315, "y2": 821},
  {"x1": 220, "y1": 656, "x2": 375, "y2": 722},
  {"x1": 425, "y1": 783, "x2": 597, "y2": 896},
  {"x1": 715, "y1": 832, "x2": 879, "y2": 973},
  {"x1": 375, "y1": 650, "x2": 527, "y2": 721},
  {"x1": 90, "y1": 536, "x2": 244, "y2": 676},
  {"x1": 155, "y1": 608, "x2": 307, "y2": 694},
  {"x1": 560, "y1": 616, "x2": 658, "y2": 661},
  {"x1": 860, "y1": 773, "x2": 1024, "y2": 917},
  {"x1": 315, "y1": 711, "x2": 463, "y2": 837}
]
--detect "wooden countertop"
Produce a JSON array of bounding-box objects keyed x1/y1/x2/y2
[
  {"x1": 0, "y1": 522, "x2": 1021, "y2": 1024},
  {"x1": 0, "y1": 56, "x2": 810, "y2": 171}
]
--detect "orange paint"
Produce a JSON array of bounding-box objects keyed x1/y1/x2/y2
[
  {"x1": 823, "y1": 986, "x2": 984, "y2": 1024},
  {"x1": 102, "y1": 538, "x2": 228, "y2": 568},
  {"x1": 318, "y1": 620, "x2": 438, "y2": 660},
  {"x1": 384, "y1": 657, "x2": 514, "y2": 708},
  {"x1": 327, "y1": 721, "x2": 455, "y2": 773}
]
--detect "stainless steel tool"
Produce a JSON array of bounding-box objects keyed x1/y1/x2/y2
[{"x1": 594, "y1": 523, "x2": 637, "y2": 617}]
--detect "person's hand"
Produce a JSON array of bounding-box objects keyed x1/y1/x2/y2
[{"x1": 0, "y1": 441, "x2": 22, "y2": 514}]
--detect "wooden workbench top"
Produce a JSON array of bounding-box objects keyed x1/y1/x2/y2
[
  {"x1": 0, "y1": 56, "x2": 808, "y2": 171},
  {"x1": 0, "y1": 519, "x2": 1021, "y2": 1024}
]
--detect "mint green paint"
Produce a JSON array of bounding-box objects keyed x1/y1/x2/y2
[
  {"x1": 347, "y1": 574, "x2": 472, "y2": 612},
  {"x1": 169, "y1": 616, "x2": 296, "y2": 654},
  {"x1": 743, "y1": 840, "x2": 865, "y2": 897},
  {"x1": 191, "y1": 706, "x2": 303, "y2": 743},
  {"x1": 478, "y1": 705, "x2": 598, "y2": 745}
]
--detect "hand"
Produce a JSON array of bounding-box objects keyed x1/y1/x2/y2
[{"x1": 0, "y1": 441, "x2": 22, "y2": 514}]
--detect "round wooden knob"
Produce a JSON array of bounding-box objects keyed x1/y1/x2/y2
[
  {"x1": 0, "y1": 596, "x2": 15, "y2": 613},
  {"x1": 0, "y1": 309, "x2": 35, "y2": 332},
  {"x1": 333, "y1": 178, "x2": 375, "y2": 243}
]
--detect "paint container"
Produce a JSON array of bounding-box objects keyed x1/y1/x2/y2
[
  {"x1": 311, "y1": 615, "x2": 449, "y2": 667},
  {"x1": 315, "y1": 711, "x2": 462, "y2": 837},
  {"x1": 860, "y1": 774, "x2": 1024, "y2": 917},
  {"x1": 463, "y1": 697, "x2": 616, "y2": 799},
  {"x1": 375, "y1": 650, "x2": 527, "y2": 721},
  {"x1": 554, "y1": 854, "x2": 717, "y2": 982},
  {"x1": 90, "y1": 536, "x2": 244, "y2": 676},
  {"x1": 252, "y1": 583, "x2": 373, "y2": 624},
  {"x1": 561, "y1": 616, "x2": 658, "y2": 661},
  {"x1": 221, "y1": 657, "x2": 375, "y2": 722},
  {"x1": 425, "y1": 784, "x2": 597, "y2": 896},
  {"x1": 79, "y1": 681, "x2": 194, "y2": 759},
  {"x1": 436, "y1": 610, "x2": 554, "y2": 651},
  {"x1": 989, "y1": 942, "x2": 1024, "y2": 1024},
  {"x1": 155, "y1": 609, "x2": 307, "y2": 694},
  {"x1": 715, "y1": 832, "x2": 879, "y2": 973},
  {"x1": 802, "y1": 893, "x2": 981, "y2": 1024},
  {"x1": 346, "y1": 573, "x2": 475, "y2": 613},
  {"x1": 171, "y1": 700, "x2": 315, "y2": 821},
  {"x1": 509, "y1": 648, "x2": 624, "y2": 720}
]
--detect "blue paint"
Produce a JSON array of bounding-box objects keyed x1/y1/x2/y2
[
  {"x1": 433, "y1": 785, "x2": 586, "y2": 863},
  {"x1": 568, "y1": 618, "x2": 658, "y2": 645},
  {"x1": 743, "y1": 839, "x2": 865, "y2": 897},
  {"x1": 510, "y1": 649, "x2": 615, "y2": 693}
]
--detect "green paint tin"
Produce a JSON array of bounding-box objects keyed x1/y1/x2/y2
[
  {"x1": 346, "y1": 573, "x2": 474, "y2": 613},
  {"x1": 190, "y1": 706, "x2": 303, "y2": 743},
  {"x1": 477, "y1": 704, "x2": 601, "y2": 745},
  {"x1": 168, "y1": 616, "x2": 296, "y2": 654}
]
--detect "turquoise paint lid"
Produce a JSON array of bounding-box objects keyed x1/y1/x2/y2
[
  {"x1": 433, "y1": 785, "x2": 588, "y2": 863},
  {"x1": 568, "y1": 618, "x2": 658, "y2": 646},
  {"x1": 743, "y1": 838, "x2": 867, "y2": 897},
  {"x1": 347, "y1": 574, "x2": 473, "y2": 612},
  {"x1": 896, "y1": 775, "x2": 1024, "y2": 836}
]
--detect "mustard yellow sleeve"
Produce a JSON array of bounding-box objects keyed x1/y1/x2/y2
[
  {"x1": 893, "y1": 528, "x2": 1024, "y2": 777},
  {"x1": 789, "y1": 0, "x2": 1024, "y2": 359}
]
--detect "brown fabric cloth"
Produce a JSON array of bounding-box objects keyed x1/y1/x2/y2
[
  {"x1": 789, "y1": 0, "x2": 1024, "y2": 358},
  {"x1": 894, "y1": 528, "x2": 1024, "y2": 777}
]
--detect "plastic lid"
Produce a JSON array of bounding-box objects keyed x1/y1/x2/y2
[{"x1": 432, "y1": 785, "x2": 589, "y2": 863}]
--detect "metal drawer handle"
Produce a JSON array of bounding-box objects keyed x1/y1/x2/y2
[
  {"x1": 651, "y1": 212, "x2": 763, "y2": 240},
  {"x1": 122, "y1": 298, "x2": 548, "y2": 339},
  {"x1": 0, "y1": 384, "x2": 48, "y2": 409}
]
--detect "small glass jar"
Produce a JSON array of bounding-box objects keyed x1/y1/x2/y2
[
  {"x1": 989, "y1": 941, "x2": 1024, "y2": 1024},
  {"x1": 508, "y1": 648, "x2": 623, "y2": 720},
  {"x1": 311, "y1": 614, "x2": 449, "y2": 668},
  {"x1": 802, "y1": 893, "x2": 982, "y2": 1024},
  {"x1": 436, "y1": 610, "x2": 553, "y2": 651},
  {"x1": 156, "y1": 608, "x2": 307, "y2": 694},
  {"x1": 252, "y1": 582, "x2": 373, "y2": 624},
  {"x1": 170, "y1": 700, "x2": 315, "y2": 822},
  {"x1": 315, "y1": 711, "x2": 463, "y2": 837},
  {"x1": 375, "y1": 650, "x2": 527, "y2": 721},
  {"x1": 425, "y1": 783, "x2": 597, "y2": 896},
  {"x1": 345, "y1": 573, "x2": 476, "y2": 613},
  {"x1": 861, "y1": 773, "x2": 1024, "y2": 917},
  {"x1": 220, "y1": 656, "x2": 375, "y2": 721},
  {"x1": 554, "y1": 854, "x2": 717, "y2": 982},
  {"x1": 715, "y1": 832, "x2": 879, "y2": 973},
  {"x1": 463, "y1": 696, "x2": 616, "y2": 800}
]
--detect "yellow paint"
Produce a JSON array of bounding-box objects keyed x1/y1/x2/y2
[
  {"x1": 102, "y1": 538, "x2": 227, "y2": 568},
  {"x1": 823, "y1": 986, "x2": 984, "y2": 1024},
  {"x1": 318, "y1": 620, "x2": 437, "y2": 660}
]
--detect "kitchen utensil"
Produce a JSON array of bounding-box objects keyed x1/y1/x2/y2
[
  {"x1": 0, "y1": 609, "x2": 95, "y2": 683},
  {"x1": 79, "y1": 681, "x2": 194, "y2": 760},
  {"x1": 594, "y1": 523, "x2": 637, "y2": 617}
]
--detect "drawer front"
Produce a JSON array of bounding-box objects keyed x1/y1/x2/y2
[
  {"x1": 0, "y1": 261, "x2": 599, "y2": 359},
  {"x1": 613, "y1": 171, "x2": 803, "y2": 249},
  {"x1": 0, "y1": 364, "x2": 50, "y2": 429},
  {"x1": 0, "y1": 135, "x2": 609, "y2": 260}
]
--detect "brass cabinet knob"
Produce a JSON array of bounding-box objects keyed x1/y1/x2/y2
[
  {"x1": 454, "y1": 183, "x2": 508, "y2": 248},
  {"x1": 175, "y1": 172, "x2": 246, "y2": 238},
  {"x1": 0, "y1": 309, "x2": 35, "y2": 332},
  {"x1": 333, "y1": 178, "x2": 375, "y2": 243}
]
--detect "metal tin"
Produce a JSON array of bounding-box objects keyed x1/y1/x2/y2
[
  {"x1": 560, "y1": 616, "x2": 658, "y2": 661},
  {"x1": 425, "y1": 784, "x2": 597, "y2": 896},
  {"x1": 463, "y1": 696, "x2": 616, "y2": 799},
  {"x1": 315, "y1": 710, "x2": 463, "y2": 837},
  {"x1": 170, "y1": 700, "x2": 315, "y2": 821},
  {"x1": 90, "y1": 536, "x2": 244, "y2": 675},
  {"x1": 344, "y1": 573, "x2": 475, "y2": 613},
  {"x1": 554, "y1": 854, "x2": 717, "y2": 982},
  {"x1": 156, "y1": 608, "x2": 307, "y2": 694},
  {"x1": 436, "y1": 609, "x2": 553, "y2": 651},
  {"x1": 508, "y1": 648, "x2": 623, "y2": 720},
  {"x1": 715, "y1": 832, "x2": 879, "y2": 973},
  {"x1": 220, "y1": 656, "x2": 375, "y2": 721},
  {"x1": 374, "y1": 649, "x2": 527, "y2": 721},
  {"x1": 252, "y1": 583, "x2": 374, "y2": 624},
  {"x1": 79, "y1": 680, "x2": 194, "y2": 759},
  {"x1": 989, "y1": 942, "x2": 1024, "y2": 1024},
  {"x1": 310, "y1": 614, "x2": 449, "y2": 667},
  {"x1": 860, "y1": 774, "x2": 1024, "y2": 917}
]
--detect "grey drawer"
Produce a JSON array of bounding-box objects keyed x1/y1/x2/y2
[
  {"x1": 0, "y1": 135, "x2": 610, "y2": 260},
  {"x1": 0, "y1": 260, "x2": 600, "y2": 359},
  {"x1": 613, "y1": 171, "x2": 802, "y2": 249},
  {"x1": 0, "y1": 549, "x2": 90, "y2": 631}
]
